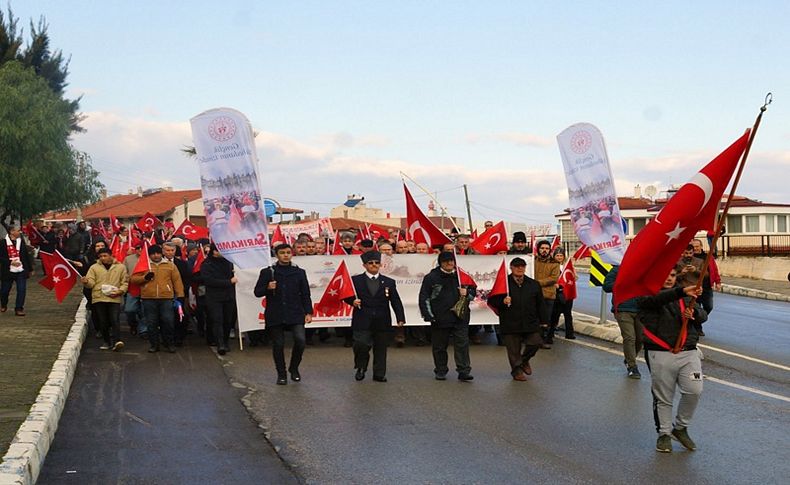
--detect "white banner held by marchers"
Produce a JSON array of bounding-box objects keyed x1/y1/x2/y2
[
  {"x1": 557, "y1": 123, "x2": 626, "y2": 264},
  {"x1": 190, "y1": 108, "x2": 271, "y2": 269},
  {"x1": 235, "y1": 254, "x2": 533, "y2": 334}
]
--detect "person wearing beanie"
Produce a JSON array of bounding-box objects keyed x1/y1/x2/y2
[
  {"x1": 343, "y1": 251, "x2": 405, "y2": 382},
  {"x1": 418, "y1": 251, "x2": 477, "y2": 381},
  {"x1": 508, "y1": 232, "x2": 530, "y2": 255}
]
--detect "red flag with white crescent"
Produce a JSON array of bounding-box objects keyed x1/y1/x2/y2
[
  {"x1": 192, "y1": 246, "x2": 205, "y2": 274},
  {"x1": 315, "y1": 260, "x2": 356, "y2": 316},
  {"x1": 613, "y1": 131, "x2": 750, "y2": 308},
  {"x1": 469, "y1": 221, "x2": 508, "y2": 255},
  {"x1": 22, "y1": 221, "x2": 44, "y2": 246},
  {"x1": 331, "y1": 231, "x2": 345, "y2": 255},
  {"x1": 39, "y1": 250, "x2": 78, "y2": 303},
  {"x1": 270, "y1": 225, "x2": 286, "y2": 246},
  {"x1": 137, "y1": 212, "x2": 162, "y2": 232},
  {"x1": 550, "y1": 234, "x2": 561, "y2": 253},
  {"x1": 404, "y1": 184, "x2": 452, "y2": 248},
  {"x1": 558, "y1": 259, "x2": 578, "y2": 300},
  {"x1": 110, "y1": 214, "x2": 123, "y2": 233},
  {"x1": 174, "y1": 219, "x2": 210, "y2": 240},
  {"x1": 486, "y1": 258, "x2": 510, "y2": 316},
  {"x1": 572, "y1": 243, "x2": 591, "y2": 260}
]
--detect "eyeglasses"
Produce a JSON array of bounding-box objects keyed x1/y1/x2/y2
[{"x1": 366, "y1": 261, "x2": 381, "y2": 265}]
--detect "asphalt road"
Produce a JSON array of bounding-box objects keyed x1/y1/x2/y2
[{"x1": 223, "y1": 333, "x2": 790, "y2": 484}]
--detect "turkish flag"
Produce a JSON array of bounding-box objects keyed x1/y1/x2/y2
[
  {"x1": 550, "y1": 234, "x2": 561, "y2": 253},
  {"x1": 486, "y1": 258, "x2": 510, "y2": 316},
  {"x1": 174, "y1": 219, "x2": 209, "y2": 240},
  {"x1": 39, "y1": 250, "x2": 78, "y2": 303},
  {"x1": 192, "y1": 247, "x2": 205, "y2": 274},
  {"x1": 613, "y1": 131, "x2": 750, "y2": 308},
  {"x1": 572, "y1": 244, "x2": 591, "y2": 260},
  {"x1": 22, "y1": 221, "x2": 44, "y2": 246},
  {"x1": 137, "y1": 212, "x2": 162, "y2": 232},
  {"x1": 331, "y1": 231, "x2": 346, "y2": 255},
  {"x1": 270, "y1": 225, "x2": 286, "y2": 246},
  {"x1": 404, "y1": 184, "x2": 452, "y2": 248},
  {"x1": 367, "y1": 223, "x2": 390, "y2": 242},
  {"x1": 457, "y1": 266, "x2": 477, "y2": 287},
  {"x1": 109, "y1": 235, "x2": 127, "y2": 262},
  {"x1": 471, "y1": 229, "x2": 478, "y2": 240},
  {"x1": 530, "y1": 232, "x2": 537, "y2": 254},
  {"x1": 110, "y1": 214, "x2": 123, "y2": 233},
  {"x1": 132, "y1": 242, "x2": 151, "y2": 274},
  {"x1": 558, "y1": 259, "x2": 578, "y2": 300},
  {"x1": 98, "y1": 220, "x2": 110, "y2": 239},
  {"x1": 469, "y1": 221, "x2": 508, "y2": 255},
  {"x1": 315, "y1": 260, "x2": 355, "y2": 316}
]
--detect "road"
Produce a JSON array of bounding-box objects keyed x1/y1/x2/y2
[{"x1": 223, "y1": 331, "x2": 789, "y2": 484}]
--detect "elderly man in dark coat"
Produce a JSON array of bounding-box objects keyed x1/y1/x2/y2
[
  {"x1": 344, "y1": 251, "x2": 405, "y2": 382},
  {"x1": 487, "y1": 257, "x2": 547, "y2": 381},
  {"x1": 254, "y1": 243, "x2": 313, "y2": 385}
]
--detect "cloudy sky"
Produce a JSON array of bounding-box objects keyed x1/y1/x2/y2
[{"x1": 14, "y1": 1, "x2": 790, "y2": 225}]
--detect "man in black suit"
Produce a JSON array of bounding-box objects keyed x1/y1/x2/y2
[{"x1": 345, "y1": 251, "x2": 405, "y2": 382}]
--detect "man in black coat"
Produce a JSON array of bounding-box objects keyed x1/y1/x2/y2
[
  {"x1": 418, "y1": 251, "x2": 477, "y2": 381},
  {"x1": 254, "y1": 243, "x2": 313, "y2": 385},
  {"x1": 200, "y1": 244, "x2": 238, "y2": 355},
  {"x1": 344, "y1": 251, "x2": 405, "y2": 382},
  {"x1": 1, "y1": 226, "x2": 34, "y2": 316},
  {"x1": 488, "y1": 257, "x2": 547, "y2": 381}
]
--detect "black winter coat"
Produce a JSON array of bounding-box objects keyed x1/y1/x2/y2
[
  {"x1": 418, "y1": 267, "x2": 476, "y2": 327},
  {"x1": 253, "y1": 263, "x2": 312, "y2": 327},
  {"x1": 488, "y1": 275, "x2": 546, "y2": 334},
  {"x1": 343, "y1": 273, "x2": 405, "y2": 331},
  {"x1": 200, "y1": 257, "x2": 236, "y2": 302},
  {"x1": 0, "y1": 238, "x2": 33, "y2": 280},
  {"x1": 637, "y1": 287, "x2": 708, "y2": 351}
]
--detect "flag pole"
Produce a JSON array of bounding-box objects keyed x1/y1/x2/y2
[
  {"x1": 401, "y1": 172, "x2": 462, "y2": 233},
  {"x1": 673, "y1": 93, "x2": 772, "y2": 353}
]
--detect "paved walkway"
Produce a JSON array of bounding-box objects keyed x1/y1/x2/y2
[
  {"x1": 0, "y1": 274, "x2": 82, "y2": 457},
  {"x1": 722, "y1": 275, "x2": 790, "y2": 297}
]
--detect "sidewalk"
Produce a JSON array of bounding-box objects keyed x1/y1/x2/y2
[
  {"x1": 0, "y1": 279, "x2": 82, "y2": 457},
  {"x1": 721, "y1": 275, "x2": 790, "y2": 301}
]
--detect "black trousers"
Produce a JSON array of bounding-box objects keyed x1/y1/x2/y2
[
  {"x1": 269, "y1": 324, "x2": 306, "y2": 375},
  {"x1": 92, "y1": 302, "x2": 121, "y2": 345},
  {"x1": 502, "y1": 332, "x2": 542, "y2": 375},
  {"x1": 431, "y1": 323, "x2": 471, "y2": 376},
  {"x1": 549, "y1": 297, "x2": 575, "y2": 338},
  {"x1": 353, "y1": 328, "x2": 391, "y2": 378},
  {"x1": 206, "y1": 299, "x2": 237, "y2": 350}
]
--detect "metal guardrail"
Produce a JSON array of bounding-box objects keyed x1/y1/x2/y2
[{"x1": 720, "y1": 235, "x2": 790, "y2": 257}]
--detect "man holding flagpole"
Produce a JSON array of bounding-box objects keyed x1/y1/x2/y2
[{"x1": 487, "y1": 257, "x2": 546, "y2": 381}]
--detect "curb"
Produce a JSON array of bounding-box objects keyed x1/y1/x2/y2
[
  {"x1": 0, "y1": 300, "x2": 87, "y2": 485},
  {"x1": 567, "y1": 311, "x2": 622, "y2": 344},
  {"x1": 720, "y1": 284, "x2": 790, "y2": 302}
]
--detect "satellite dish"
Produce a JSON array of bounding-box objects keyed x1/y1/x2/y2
[{"x1": 644, "y1": 185, "x2": 657, "y2": 198}]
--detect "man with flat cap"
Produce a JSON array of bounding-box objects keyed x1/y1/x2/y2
[
  {"x1": 344, "y1": 251, "x2": 405, "y2": 382},
  {"x1": 487, "y1": 257, "x2": 547, "y2": 381},
  {"x1": 419, "y1": 251, "x2": 477, "y2": 381}
]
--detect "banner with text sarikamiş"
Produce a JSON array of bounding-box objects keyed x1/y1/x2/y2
[
  {"x1": 557, "y1": 123, "x2": 626, "y2": 265},
  {"x1": 234, "y1": 254, "x2": 534, "y2": 333},
  {"x1": 190, "y1": 107, "x2": 271, "y2": 269}
]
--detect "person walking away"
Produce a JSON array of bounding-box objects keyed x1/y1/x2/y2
[{"x1": 603, "y1": 265, "x2": 644, "y2": 379}]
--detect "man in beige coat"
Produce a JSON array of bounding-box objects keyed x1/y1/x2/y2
[
  {"x1": 533, "y1": 240, "x2": 560, "y2": 348},
  {"x1": 83, "y1": 247, "x2": 129, "y2": 351}
]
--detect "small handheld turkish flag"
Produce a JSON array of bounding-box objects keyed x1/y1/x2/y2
[
  {"x1": 270, "y1": 225, "x2": 286, "y2": 247},
  {"x1": 486, "y1": 258, "x2": 510, "y2": 316},
  {"x1": 174, "y1": 219, "x2": 209, "y2": 240},
  {"x1": 315, "y1": 260, "x2": 355, "y2": 316},
  {"x1": 469, "y1": 221, "x2": 508, "y2": 255},
  {"x1": 572, "y1": 244, "x2": 591, "y2": 260},
  {"x1": 132, "y1": 242, "x2": 152, "y2": 275},
  {"x1": 110, "y1": 214, "x2": 123, "y2": 233},
  {"x1": 404, "y1": 184, "x2": 452, "y2": 248},
  {"x1": 137, "y1": 212, "x2": 162, "y2": 232},
  {"x1": 613, "y1": 131, "x2": 750, "y2": 308},
  {"x1": 22, "y1": 221, "x2": 44, "y2": 246},
  {"x1": 192, "y1": 247, "x2": 205, "y2": 274},
  {"x1": 558, "y1": 259, "x2": 577, "y2": 300}
]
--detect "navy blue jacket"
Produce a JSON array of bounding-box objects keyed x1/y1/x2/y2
[
  {"x1": 344, "y1": 273, "x2": 405, "y2": 331},
  {"x1": 254, "y1": 263, "x2": 313, "y2": 327},
  {"x1": 200, "y1": 256, "x2": 236, "y2": 303}
]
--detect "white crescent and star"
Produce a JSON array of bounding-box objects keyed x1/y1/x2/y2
[
  {"x1": 409, "y1": 221, "x2": 431, "y2": 246},
  {"x1": 52, "y1": 263, "x2": 72, "y2": 282},
  {"x1": 689, "y1": 172, "x2": 714, "y2": 217}
]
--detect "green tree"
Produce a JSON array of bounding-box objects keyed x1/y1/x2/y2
[{"x1": 0, "y1": 62, "x2": 103, "y2": 228}]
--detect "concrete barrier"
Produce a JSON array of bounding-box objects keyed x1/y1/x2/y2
[{"x1": 0, "y1": 300, "x2": 87, "y2": 485}]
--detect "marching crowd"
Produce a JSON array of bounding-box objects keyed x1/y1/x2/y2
[{"x1": 1, "y1": 217, "x2": 721, "y2": 452}]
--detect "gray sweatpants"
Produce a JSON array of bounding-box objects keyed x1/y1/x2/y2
[{"x1": 647, "y1": 349, "x2": 703, "y2": 436}]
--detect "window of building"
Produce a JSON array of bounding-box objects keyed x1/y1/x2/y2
[
  {"x1": 745, "y1": 215, "x2": 760, "y2": 233},
  {"x1": 779, "y1": 216, "x2": 788, "y2": 233},
  {"x1": 632, "y1": 218, "x2": 647, "y2": 234},
  {"x1": 766, "y1": 215, "x2": 775, "y2": 232},
  {"x1": 727, "y1": 215, "x2": 742, "y2": 233}
]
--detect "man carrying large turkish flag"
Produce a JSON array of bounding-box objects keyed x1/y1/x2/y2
[
  {"x1": 404, "y1": 184, "x2": 452, "y2": 248},
  {"x1": 315, "y1": 260, "x2": 356, "y2": 316},
  {"x1": 613, "y1": 131, "x2": 750, "y2": 308},
  {"x1": 470, "y1": 221, "x2": 508, "y2": 255}
]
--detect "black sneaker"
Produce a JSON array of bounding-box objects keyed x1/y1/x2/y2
[
  {"x1": 290, "y1": 370, "x2": 301, "y2": 382},
  {"x1": 627, "y1": 366, "x2": 641, "y2": 379},
  {"x1": 276, "y1": 375, "x2": 287, "y2": 385},
  {"x1": 671, "y1": 427, "x2": 697, "y2": 451},
  {"x1": 434, "y1": 373, "x2": 447, "y2": 381},
  {"x1": 656, "y1": 434, "x2": 672, "y2": 453},
  {"x1": 458, "y1": 374, "x2": 474, "y2": 381}
]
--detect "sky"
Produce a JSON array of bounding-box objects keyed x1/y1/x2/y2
[{"x1": 11, "y1": 1, "x2": 790, "y2": 227}]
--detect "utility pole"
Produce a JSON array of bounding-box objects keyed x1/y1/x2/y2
[
  {"x1": 75, "y1": 152, "x2": 85, "y2": 222},
  {"x1": 463, "y1": 184, "x2": 473, "y2": 234}
]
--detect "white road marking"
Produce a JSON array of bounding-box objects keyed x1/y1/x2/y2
[
  {"x1": 697, "y1": 344, "x2": 790, "y2": 372},
  {"x1": 562, "y1": 337, "x2": 790, "y2": 403}
]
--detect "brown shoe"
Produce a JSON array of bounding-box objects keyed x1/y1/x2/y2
[
  {"x1": 1, "y1": 307, "x2": 7, "y2": 313},
  {"x1": 512, "y1": 371, "x2": 527, "y2": 381},
  {"x1": 15, "y1": 310, "x2": 25, "y2": 316},
  {"x1": 522, "y1": 363, "x2": 532, "y2": 375}
]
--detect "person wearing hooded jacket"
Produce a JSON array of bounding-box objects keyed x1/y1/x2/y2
[
  {"x1": 82, "y1": 247, "x2": 129, "y2": 351},
  {"x1": 200, "y1": 244, "x2": 238, "y2": 356},
  {"x1": 418, "y1": 251, "x2": 476, "y2": 381}
]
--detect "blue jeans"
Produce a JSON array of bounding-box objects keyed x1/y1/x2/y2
[
  {"x1": 1, "y1": 273, "x2": 27, "y2": 311},
  {"x1": 124, "y1": 294, "x2": 147, "y2": 334},
  {"x1": 142, "y1": 299, "x2": 175, "y2": 347}
]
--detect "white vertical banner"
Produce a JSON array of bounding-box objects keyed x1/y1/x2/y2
[
  {"x1": 190, "y1": 108, "x2": 271, "y2": 269},
  {"x1": 557, "y1": 123, "x2": 626, "y2": 264}
]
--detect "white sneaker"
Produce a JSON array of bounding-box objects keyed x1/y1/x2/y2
[
  {"x1": 99, "y1": 344, "x2": 111, "y2": 350},
  {"x1": 112, "y1": 341, "x2": 125, "y2": 351}
]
